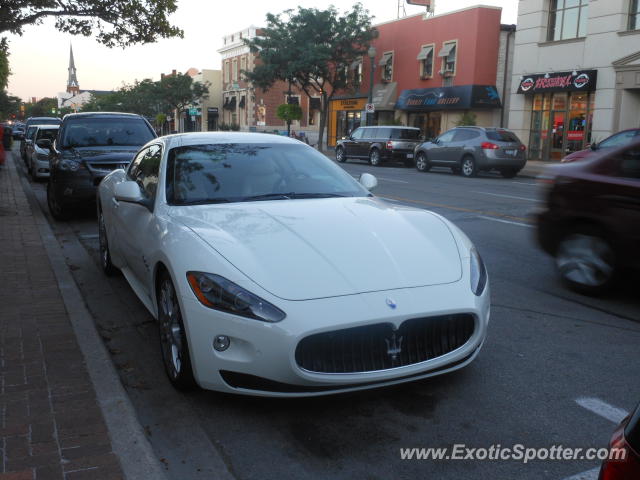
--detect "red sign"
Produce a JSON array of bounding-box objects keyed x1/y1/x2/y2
[
  {"x1": 567, "y1": 131, "x2": 585, "y2": 141},
  {"x1": 406, "y1": 0, "x2": 433, "y2": 8}
]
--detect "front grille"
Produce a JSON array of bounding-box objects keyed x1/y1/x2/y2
[{"x1": 295, "y1": 314, "x2": 475, "y2": 374}]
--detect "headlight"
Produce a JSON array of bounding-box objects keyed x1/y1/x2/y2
[
  {"x1": 58, "y1": 159, "x2": 81, "y2": 171},
  {"x1": 186, "y1": 271, "x2": 286, "y2": 323},
  {"x1": 470, "y1": 247, "x2": 487, "y2": 296}
]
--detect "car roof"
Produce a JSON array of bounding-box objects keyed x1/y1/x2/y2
[
  {"x1": 360, "y1": 125, "x2": 420, "y2": 130},
  {"x1": 157, "y1": 131, "x2": 305, "y2": 149},
  {"x1": 62, "y1": 112, "x2": 146, "y2": 120},
  {"x1": 33, "y1": 125, "x2": 60, "y2": 130}
]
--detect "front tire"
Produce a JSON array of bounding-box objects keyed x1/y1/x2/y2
[
  {"x1": 98, "y1": 209, "x2": 117, "y2": 276},
  {"x1": 555, "y1": 229, "x2": 616, "y2": 295},
  {"x1": 415, "y1": 152, "x2": 430, "y2": 172},
  {"x1": 460, "y1": 156, "x2": 477, "y2": 178},
  {"x1": 369, "y1": 148, "x2": 381, "y2": 167},
  {"x1": 157, "y1": 271, "x2": 197, "y2": 390},
  {"x1": 335, "y1": 146, "x2": 347, "y2": 163},
  {"x1": 47, "y1": 180, "x2": 72, "y2": 221}
]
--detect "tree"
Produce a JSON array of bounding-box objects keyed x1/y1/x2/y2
[
  {"x1": 245, "y1": 4, "x2": 376, "y2": 149},
  {"x1": 0, "y1": 90, "x2": 20, "y2": 119},
  {"x1": 276, "y1": 103, "x2": 302, "y2": 136},
  {"x1": 1, "y1": 0, "x2": 183, "y2": 48},
  {"x1": 25, "y1": 97, "x2": 58, "y2": 117},
  {"x1": 455, "y1": 112, "x2": 477, "y2": 127},
  {"x1": 0, "y1": 39, "x2": 9, "y2": 90},
  {"x1": 156, "y1": 73, "x2": 209, "y2": 114}
]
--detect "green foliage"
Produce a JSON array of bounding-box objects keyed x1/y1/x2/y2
[
  {"x1": 245, "y1": 3, "x2": 376, "y2": 148},
  {"x1": 455, "y1": 112, "x2": 477, "y2": 126},
  {"x1": 276, "y1": 104, "x2": 302, "y2": 123},
  {"x1": 1, "y1": 0, "x2": 183, "y2": 48},
  {"x1": 0, "y1": 39, "x2": 9, "y2": 90},
  {"x1": 155, "y1": 113, "x2": 167, "y2": 126},
  {"x1": 25, "y1": 97, "x2": 59, "y2": 117},
  {"x1": 157, "y1": 74, "x2": 209, "y2": 112},
  {"x1": 0, "y1": 90, "x2": 20, "y2": 118}
]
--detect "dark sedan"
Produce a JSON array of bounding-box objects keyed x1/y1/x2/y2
[
  {"x1": 562, "y1": 129, "x2": 640, "y2": 164},
  {"x1": 47, "y1": 112, "x2": 156, "y2": 220},
  {"x1": 536, "y1": 138, "x2": 640, "y2": 294}
]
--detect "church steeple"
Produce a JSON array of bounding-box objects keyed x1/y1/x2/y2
[{"x1": 67, "y1": 44, "x2": 80, "y2": 95}]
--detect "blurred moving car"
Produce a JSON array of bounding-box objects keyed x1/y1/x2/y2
[
  {"x1": 20, "y1": 117, "x2": 62, "y2": 161},
  {"x1": 98, "y1": 132, "x2": 489, "y2": 396},
  {"x1": 562, "y1": 129, "x2": 640, "y2": 164},
  {"x1": 47, "y1": 112, "x2": 156, "y2": 220},
  {"x1": 598, "y1": 401, "x2": 640, "y2": 479},
  {"x1": 414, "y1": 126, "x2": 527, "y2": 178},
  {"x1": 536, "y1": 138, "x2": 640, "y2": 295},
  {"x1": 25, "y1": 125, "x2": 59, "y2": 181},
  {"x1": 335, "y1": 126, "x2": 422, "y2": 167}
]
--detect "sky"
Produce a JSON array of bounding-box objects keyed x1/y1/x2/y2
[{"x1": 5, "y1": 0, "x2": 519, "y2": 101}]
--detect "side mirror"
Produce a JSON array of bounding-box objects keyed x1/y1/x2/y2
[
  {"x1": 590, "y1": 142, "x2": 598, "y2": 151},
  {"x1": 114, "y1": 181, "x2": 144, "y2": 203},
  {"x1": 36, "y1": 139, "x2": 52, "y2": 149},
  {"x1": 359, "y1": 173, "x2": 378, "y2": 191}
]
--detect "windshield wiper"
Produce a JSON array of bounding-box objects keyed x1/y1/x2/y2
[
  {"x1": 241, "y1": 192, "x2": 295, "y2": 202},
  {"x1": 289, "y1": 193, "x2": 349, "y2": 199},
  {"x1": 175, "y1": 198, "x2": 232, "y2": 205}
]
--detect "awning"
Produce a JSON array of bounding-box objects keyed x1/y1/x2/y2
[
  {"x1": 309, "y1": 97, "x2": 321, "y2": 110},
  {"x1": 416, "y1": 45, "x2": 434, "y2": 61},
  {"x1": 395, "y1": 85, "x2": 501, "y2": 111},
  {"x1": 438, "y1": 43, "x2": 455, "y2": 58},
  {"x1": 371, "y1": 82, "x2": 398, "y2": 110},
  {"x1": 378, "y1": 52, "x2": 393, "y2": 67},
  {"x1": 223, "y1": 96, "x2": 236, "y2": 110}
]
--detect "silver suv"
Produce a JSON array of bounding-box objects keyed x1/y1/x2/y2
[{"x1": 414, "y1": 126, "x2": 526, "y2": 178}]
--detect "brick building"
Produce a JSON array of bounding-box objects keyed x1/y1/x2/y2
[
  {"x1": 327, "y1": 6, "x2": 516, "y2": 146},
  {"x1": 217, "y1": 26, "x2": 321, "y2": 140}
]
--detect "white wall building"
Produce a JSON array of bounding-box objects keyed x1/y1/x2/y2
[{"x1": 509, "y1": 0, "x2": 640, "y2": 161}]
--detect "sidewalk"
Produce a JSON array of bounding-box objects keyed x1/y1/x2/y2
[{"x1": 0, "y1": 153, "x2": 123, "y2": 479}]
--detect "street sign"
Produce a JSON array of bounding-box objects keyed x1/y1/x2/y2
[
  {"x1": 365, "y1": 103, "x2": 375, "y2": 113},
  {"x1": 188, "y1": 107, "x2": 200, "y2": 116}
]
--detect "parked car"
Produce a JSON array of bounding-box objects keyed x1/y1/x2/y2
[
  {"x1": 335, "y1": 126, "x2": 422, "y2": 167},
  {"x1": 562, "y1": 128, "x2": 640, "y2": 163},
  {"x1": 414, "y1": 126, "x2": 527, "y2": 178},
  {"x1": 536, "y1": 138, "x2": 640, "y2": 295},
  {"x1": 22, "y1": 125, "x2": 39, "y2": 165},
  {"x1": 47, "y1": 112, "x2": 156, "y2": 220},
  {"x1": 12, "y1": 123, "x2": 25, "y2": 140},
  {"x1": 98, "y1": 132, "x2": 489, "y2": 396},
  {"x1": 598, "y1": 401, "x2": 640, "y2": 479},
  {"x1": 25, "y1": 125, "x2": 59, "y2": 181},
  {"x1": 21, "y1": 117, "x2": 62, "y2": 161}
]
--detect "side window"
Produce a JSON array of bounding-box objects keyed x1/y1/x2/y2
[
  {"x1": 128, "y1": 144, "x2": 162, "y2": 201},
  {"x1": 600, "y1": 131, "x2": 637, "y2": 149},
  {"x1": 616, "y1": 147, "x2": 640, "y2": 180},
  {"x1": 438, "y1": 130, "x2": 456, "y2": 143},
  {"x1": 454, "y1": 130, "x2": 480, "y2": 142},
  {"x1": 351, "y1": 128, "x2": 364, "y2": 140},
  {"x1": 376, "y1": 128, "x2": 391, "y2": 140}
]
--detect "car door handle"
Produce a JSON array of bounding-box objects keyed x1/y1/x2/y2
[{"x1": 112, "y1": 198, "x2": 119, "y2": 208}]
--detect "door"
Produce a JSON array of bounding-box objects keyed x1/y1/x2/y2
[
  {"x1": 343, "y1": 127, "x2": 364, "y2": 156},
  {"x1": 451, "y1": 129, "x2": 478, "y2": 163},
  {"x1": 114, "y1": 144, "x2": 162, "y2": 290},
  {"x1": 430, "y1": 129, "x2": 456, "y2": 163}
]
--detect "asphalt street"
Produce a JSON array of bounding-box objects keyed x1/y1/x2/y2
[{"x1": 16, "y1": 152, "x2": 640, "y2": 480}]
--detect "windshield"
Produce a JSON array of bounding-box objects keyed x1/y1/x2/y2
[
  {"x1": 61, "y1": 117, "x2": 155, "y2": 148},
  {"x1": 166, "y1": 143, "x2": 370, "y2": 205}
]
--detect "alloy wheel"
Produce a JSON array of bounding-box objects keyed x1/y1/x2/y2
[
  {"x1": 159, "y1": 278, "x2": 184, "y2": 380},
  {"x1": 416, "y1": 152, "x2": 428, "y2": 172},
  {"x1": 461, "y1": 157, "x2": 476, "y2": 177},
  {"x1": 336, "y1": 147, "x2": 346, "y2": 163},
  {"x1": 556, "y1": 233, "x2": 615, "y2": 291},
  {"x1": 369, "y1": 149, "x2": 380, "y2": 166}
]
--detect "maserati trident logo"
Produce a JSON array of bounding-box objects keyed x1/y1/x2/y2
[
  {"x1": 386, "y1": 298, "x2": 397, "y2": 309},
  {"x1": 385, "y1": 331, "x2": 404, "y2": 361}
]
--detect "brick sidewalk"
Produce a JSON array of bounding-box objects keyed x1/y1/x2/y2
[{"x1": 0, "y1": 153, "x2": 123, "y2": 479}]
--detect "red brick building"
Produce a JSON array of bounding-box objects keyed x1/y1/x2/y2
[
  {"x1": 327, "y1": 6, "x2": 515, "y2": 146},
  {"x1": 217, "y1": 26, "x2": 321, "y2": 138}
]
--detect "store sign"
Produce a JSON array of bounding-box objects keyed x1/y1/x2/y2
[
  {"x1": 332, "y1": 98, "x2": 367, "y2": 111},
  {"x1": 395, "y1": 85, "x2": 501, "y2": 111},
  {"x1": 517, "y1": 70, "x2": 598, "y2": 94}
]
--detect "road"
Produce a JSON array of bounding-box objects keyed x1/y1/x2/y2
[{"x1": 16, "y1": 151, "x2": 640, "y2": 480}]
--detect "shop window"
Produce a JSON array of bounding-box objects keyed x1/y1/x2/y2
[
  {"x1": 630, "y1": 0, "x2": 640, "y2": 30},
  {"x1": 379, "y1": 52, "x2": 393, "y2": 83},
  {"x1": 417, "y1": 44, "x2": 434, "y2": 79},
  {"x1": 547, "y1": 0, "x2": 589, "y2": 41},
  {"x1": 438, "y1": 41, "x2": 457, "y2": 76}
]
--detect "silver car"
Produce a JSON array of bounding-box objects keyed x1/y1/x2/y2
[
  {"x1": 414, "y1": 127, "x2": 527, "y2": 178},
  {"x1": 26, "y1": 125, "x2": 59, "y2": 181}
]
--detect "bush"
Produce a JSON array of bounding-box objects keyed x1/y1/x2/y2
[{"x1": 455, "y1": 112, "x2": 477, "y2": 126}]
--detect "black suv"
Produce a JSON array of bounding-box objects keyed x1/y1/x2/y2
[
  {"x1": 335, "y1": 126, "x2": 422, "y2": 167},
  {"x1": 20, "y1": 117, "x2": 62, "y2": 161},
  {"x1": 47, "y1": 112, "x2": 156, "y2": 220}
]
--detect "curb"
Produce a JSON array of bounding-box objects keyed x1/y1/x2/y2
[{"x1": 10, "y1": 152, "x2": 169, "y2": 480}]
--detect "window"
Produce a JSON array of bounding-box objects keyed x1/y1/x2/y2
[
  {"x1": 630, "y1": 0, "x2": 640, "y2": 30},
  {"x1": 349, "y1": 59, "x2": 363, "y2": 87},
  {"x1": 232, "y1": 59, "x2": 238, "y2": 81},
  {"x1": 454, "y1": 129, "x2": 481, "y2": 142},
  {"x1": 439, "y1": 41, "x2": 457, "y2": 75},
  {"x1": 417, "y1": 44, "x2": 434, "y2": 78},
  {"x1": 379, "y1": 52, "x2": 393, "y2": 82},
  {"x1": 128, "y1": 144, "x2": 162, "y2": 202},
  {"x1": 390, "y1": 129, "x2": 421, "y2": 140},
  {"x1": 486, "y1": 130, "x2": 520, "y2": 142},
  {"x1": 548, "y1": 0, "x2": 589, "y2": 41},
  {"x1": 438, "y1": 130, "x2": 456, "y2": 143},
  {"x1": 240, "y1": 56, "x2": 246, "y2": 77},
  {"x1": 224, "y1": 61, "x2": 230, "y2": 83},
  {"x1": 615, "y1": 146, "x2": 640, "y2": 179},
  {"x1": 599, "y1": 130, "x2": 639, "y2": 149},
  {"x1": 350, "y1": 128, "x2": 364, "y2": 140}
]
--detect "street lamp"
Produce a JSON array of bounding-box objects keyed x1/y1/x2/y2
[{"x1": 367, "y1": 46, "x2": 376, "y2": 126}]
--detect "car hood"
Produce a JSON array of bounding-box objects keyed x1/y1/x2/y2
[
  {"x1": 170, "y1": 197, "x2": 463, "y2": 301},
  {"x1": 65, "y1": 146, "x2": 140, "y2": 163}
]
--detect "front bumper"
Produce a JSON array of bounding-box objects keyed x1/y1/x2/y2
[{"x1": 180, "y1": 277, "x2": 490, "y2": 397}]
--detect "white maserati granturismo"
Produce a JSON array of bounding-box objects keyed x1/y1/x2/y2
[{"x1": 97, "y1": 132, "x2": 490, "y2": 397}]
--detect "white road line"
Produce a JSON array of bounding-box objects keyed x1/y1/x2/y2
[
  {"x1": 377, "y1": 176, "x2": 410, "y2": 184},
  {"x1": 511, "y1": 181, "x2": 537, "y2": 186},
  {"x1": 575, "y1": 397, "x2": 629, "y2": 424},
  {"x1": 561, "y1": 467, "x2": 600, "y2": 480},
  {"x1": 477, "y1": 215, "x2": 533, "y2": 228},
  {"x1": 473, "y1": 191, "x2": 540, "y2": 202}
]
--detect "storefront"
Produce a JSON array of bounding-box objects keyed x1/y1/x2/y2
[
  {"x1": 327, "y1": 97, "x2": 367, "y2": 147},
  {"x1": 516, "y1": 70, "x2": 598, "y2": 161},
  {"x1": 395, "y1": 85, "x2": 502, "y2": 139}
]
